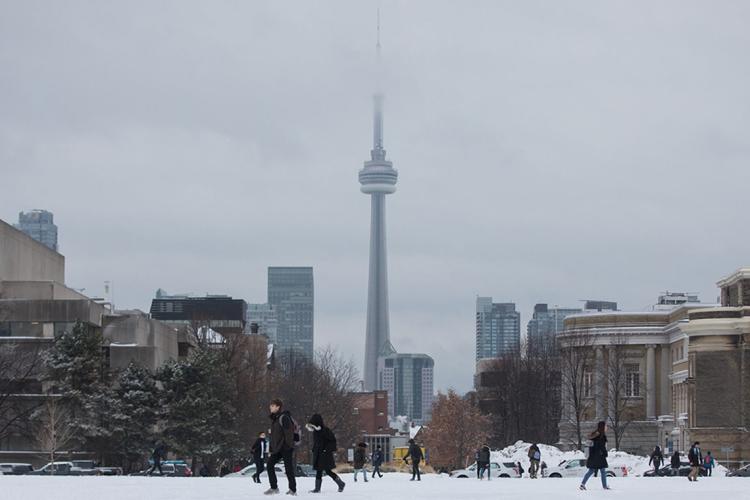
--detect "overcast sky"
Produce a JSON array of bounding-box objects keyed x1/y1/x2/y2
[{"x1": 2, "y1": 1, "x2": 749, "y2": 393}]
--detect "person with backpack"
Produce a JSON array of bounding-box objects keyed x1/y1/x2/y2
[
  {"x1": 264, "y1": 399, "x2": 299, "y2": 496},
  {"x1": 687, "y1": 442, "x2": 702, "y2": 482},
  {"x1": 147, "y1": 440, "x2": 166, "y2": 476},
  {"x1": 353, "y1": 442, "x2": 369, "y2": 482},
  {"x1": 703, "y1": 451, "x2": 715, "y2": 477},
  {"x1": 580, "y1": 421, "x2": 610, "y2": 490},
  {"x1": 528, "y1": 443, "x2": 541, "y2": 479},
  {"x1": 403, "y1": 439, "x2": 423, "y2": 481},
  {"x1": 305, "y1": 414, "x2": 345, "y2": 493},
  {"x1": 477, "y1": 445, "x2": 491, "y2": 480},
  {"x1": 649, "y1": 446, "x2": 664, "y2": 473},
  {"x1": 371, "y1": 445, "x2": 384, "y2": 479},
  {"x1": 670, "y1": 451, "x2": 681, "y2": 476},
  {"x1": 251, "y1": 431, "x2": 269, "y2": 484}
]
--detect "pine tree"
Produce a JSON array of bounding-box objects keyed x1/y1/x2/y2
[
  {"x1": 109, "y1": 362, "x2": 159, "y2": 472},
  {"x1": 156, "y1": 348, "x2": 240, "y2": 472}
]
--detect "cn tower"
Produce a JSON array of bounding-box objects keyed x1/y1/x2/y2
[{"x1": 360, "y1": 14, "x2": 398, "y2": 391}]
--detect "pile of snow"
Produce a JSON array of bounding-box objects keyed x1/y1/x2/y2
[{"x1": 490, "y1": 441, "x2": 652, "y2": 475}]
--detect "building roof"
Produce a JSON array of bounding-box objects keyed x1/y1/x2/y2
[{"x1": 716, "y1": 268, "x2": 750, "y2": 288}]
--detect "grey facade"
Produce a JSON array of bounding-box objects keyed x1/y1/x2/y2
[
  {"x1": 14, "y1": 209, "x2": 58, "y2": 252},
  {"x1": 246, "y1": 302, "x2": 278, "y2": 340},
  {"x1": 0, "y1": 219, "x2": 64, "y2": 283},
  {"x1": 526, "y1": 303, "x2": 581, "y2": 352},
  {"x1": 378, "y1": 353, "x2": 434, "y2": 424},
  {"x1": 475, "y1": 297, "x2": 520, "y2": 361},
  {"x1": 268, "y1": 267, "x2": 314, "y2": 362}
]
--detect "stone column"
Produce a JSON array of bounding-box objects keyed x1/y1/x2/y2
[
  {"x1": 606, "y1": 345, "x2": 616, "y2": 424},
  {"x1": 660, "y1": 346, "x2": 671, "y2": 416},
  {"x1": 646, "y1": 344, "x2": 657, "y2": 419},
  {"x1": 595, "y1": 346, "x2": 605, "y2": 420}
]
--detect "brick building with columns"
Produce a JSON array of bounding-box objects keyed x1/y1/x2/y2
[{"x1": 558, "y1": 268, "x2": 750, "y2": 466}]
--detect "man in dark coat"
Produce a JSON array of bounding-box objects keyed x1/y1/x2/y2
[
  {"x1": 528, "y1": 443, "x2": 541, "y2": 479},
  {"x1": 147, "y1": 440, "x2": 166, "y2": 476},
  {"x1": 251, "y1": 431, "x2": 269, "y2": 484},
  {"x1": 649, "y1": 446, "x2": 664, "y2": 473},
  {"x1": 478, "y1": 445, "x2": 491, "y2": 480},
  {"x1": 353, "y1": 442, "x2": 369, "y2": 482},
  {"x1": 264, "y1": 399, "x2": 297, "y2": 495},
  {"x1": 305, "y1": 414, "x2": 345, "y2": 493},
  {"x1": 371, "y1": 445, "x2": 384, "y2": 479},
  {"x1": 403, "y1": 439, "x2": 423, "y2": 481},
  {"x1": 688, "y1": 442, "x2": 702, "y2": 482},
  {"x1": 670, "y1": 451, "x2": 681, "y2": 476}
]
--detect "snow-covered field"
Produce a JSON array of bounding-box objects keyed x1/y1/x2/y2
[{"x1": 1, "y1": 474, "x2": 748, "y2": 500}]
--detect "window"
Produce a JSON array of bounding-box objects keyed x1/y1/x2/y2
[
  {"x1": 583, "y1": 371, "x2": 593, "y2": 398},
  {"x1": 625, "y1": 364, "x2": 640, "y2": 397}
]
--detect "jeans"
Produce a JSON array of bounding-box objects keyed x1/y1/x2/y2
[
  {"x1": 372, "y1": 465, "x2": 382, "y2": 478},
  {"x1": 353, "y1": 468, "x2": 368, "y2": 481},
  {"x1": 267, "y1": 449, "x2": 296, "y2": 492},
  {"x1": 478, "y1": 463, "x2": 490, "y2": 480},
  {"x1": 252, "y1": 457, "x2": 265, "y2": 481},
  {"x1": 706, "y1": 467, "x2": 712, "y2": 477},
  {"x1": 529, "y1": 459, "x2": 539, "y2": 478},
  {"x1": 411, "y1": 461, "x2": 421, "y2": 480},
  {"x1": 147, "y1": 459, "x2": 163, "y2": 476},
  {"x1": 582, "y1": 468, "x2": 608, "y2": 488}
]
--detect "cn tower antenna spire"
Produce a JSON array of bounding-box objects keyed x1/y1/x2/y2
[{"x1": 372, "y1": 7, "x2": 385, "y2": 159}]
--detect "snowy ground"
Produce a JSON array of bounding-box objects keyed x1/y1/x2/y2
[{"x1": 2, "y1": 473, "x2": 748, "y2": 500}]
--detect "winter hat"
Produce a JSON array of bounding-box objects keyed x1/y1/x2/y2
[
  {"x1": 305, "y1": 413, "x2": 324, "y2": 432},
  {"x1": 408, "y1": 439, "x2": 415, "y2": 445}
]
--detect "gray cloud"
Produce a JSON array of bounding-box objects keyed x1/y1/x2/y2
[{"x1": 2, "y1": 1, "x2": 749, "y2": 392}]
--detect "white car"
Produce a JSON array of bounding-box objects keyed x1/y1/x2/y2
[
  {"x1": 223, "y1": 463, "x2": 283, "y2": 478},
  {"x1": 546, "y1": 458, "x2": 628, "y2": 478},
  {"x1": 450, "y1": 461, "x2": 521, "y2": 479}
]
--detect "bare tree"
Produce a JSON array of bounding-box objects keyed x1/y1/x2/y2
[
  {"x1": 558, "y1": 333, "x2": 596, "y2": 450},
  {"x1": 34, "y1": 396, "x2": 76, "y2": 470},
  {"x1": 604, "y1": 340, "x2": 636, "y2": 450},
  {"x1": 0, "y1": 342, "x2": 44, "y2": 444}
]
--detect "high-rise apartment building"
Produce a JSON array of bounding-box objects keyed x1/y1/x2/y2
[
  {"x1": 268, "y1": 267, "x2": 314, "y2": 362},
  {"x1": 526, "y1": 303, "x2": 582, "y2": 352},
  {"x1": 14, "y1": 209, "x2": 58, "y2": 252},
  {"x1": 475, "y1": 297, "x2": 520, "y2": 361},
  {"x1": 378, "y1": 353, "x2": 434, "y2": 424},
  {"x1": 246, "y1": 302, "x2": 278, "y2": 340}
]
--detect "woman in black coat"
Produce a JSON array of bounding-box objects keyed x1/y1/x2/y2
[
  {"x1": 580, "y1": 421, "x2": 610, "y2": 490},
  {"x1": 306, "y1": 414, "x2": 346, "y2": 493}
]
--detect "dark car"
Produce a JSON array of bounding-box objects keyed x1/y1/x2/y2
[
  {"x1": 727, "y1": 464, "x2": 750, "y2": 477},
  {"x1": 131, "y1": 463, "x2": 192, "y2": 477},
  {"x1": 0, "y1": 463, "x2": 34, "y2": 475},
  {"x1": 644, "y1": 462, "x2": 706, "y2": 477},
  {"x1": 295, "y1": 464, "x2": 315, "y2": 477}
]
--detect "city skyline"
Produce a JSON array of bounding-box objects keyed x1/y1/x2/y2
[{"x1": 2, "y1": 2, "x2": 749, "y2": 393}]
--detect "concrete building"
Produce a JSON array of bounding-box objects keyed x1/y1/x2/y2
[
  {"x1": 476, "y1": 298, "x2": 520, "y2": 362},
  {"x1": 558, "y1": 276, "x2": 750, "y2": 465},
  {"x1": 246, "y1": 302, "x2": 278, "y2": 341},
  {"x1": 0, "y1": 219, "x2": 64, "y2": 283},
  {"x1": 267, "y1": 267, "x2": 314, "y2": 363},
  {"x1": 14, "y1": 209, "x2": 58, "y2": 252},
  {"x1": 526, "y1": 303, "x2": 582, "y2": 353},
  {"x1": 378, "y1": 352, "x2": 434, "y2": 424}
]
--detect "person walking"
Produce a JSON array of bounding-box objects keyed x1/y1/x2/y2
[
  {"x1": 687, "y1": 442, "x2": 702, "y2": 482},
  {"x1": 670, "y1": 451, "x2": 681, "y2": 476},
  {"x1": 371, "y1": 445, "x2": 384, "y2": 479},
  {"x1": 477, "y1": 445, "x2": 491, "y2": 480},
  {"x1": 147, "y1": 440, "x2": 166, "y2": 476},
  {"x1": 703, "y1": 451, "x2": 715, "y2": 477},
  {"x1": 528, "y1": 443, "x2": 541, "y2": 479},
  {"x1": 403, "y1": 439, "x2": 423, "y2": 481},
  {"x1": 474, "y1": 449, "x2": 481, "y2": 479},
  {"x1": 251, "y1": 431, "x2": 269, "y2": 484},
  {"x1": 264, "y1": 399, "x2": 298, "y2": 496},
  {"x1": 579, "y1": 421, "x2": 610, "y2": 490},
  {"x1": 649, "y1": 446, "x2": 664, "y2": 473},
  {"x1": 305, "y1": 414, "x2": 345, "y2": 493},
  {"x1": 353, "y1": 442, "x2": 369, "y2": 482}
]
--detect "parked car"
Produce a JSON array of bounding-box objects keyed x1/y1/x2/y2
[
  {"x1": 0, "y1": 463, "x2": 34, "y2": 475},
  {"x1": 223, "y1": 463, "x2": 284, "y2": 478},
  {"x1": 644, "y1": 462, "x2": 706, "y2": 478},
  {"x1": 727, "y1": 464, "x2": 750, "y2": 477},
  {"x1": 546, "y1": 459, "x2": 628, "y2": 478},
  {"x1": 70, "y1": 460, "x2": 122, "y2": 476},
  {"x1": 295, "y1": 464, "x2": 315, "y2": 477},
  {"x1": 450, "y1": 461, "x2": 521, "y2": 478},
  {"x1": 28, "y1": 462, "x2": 98, "y2": 476}
]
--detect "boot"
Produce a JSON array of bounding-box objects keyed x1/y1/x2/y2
[
  {"x1": 309, "y1": 478, "x2": 322, "y2": 493},
  {"x1": 263, "y1": 488, "x2": 280, "y2": 495},
  {"x1": 335, "y1": 477, "x2": 346, "y2": 493}
]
